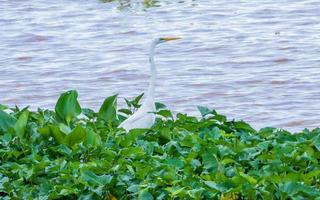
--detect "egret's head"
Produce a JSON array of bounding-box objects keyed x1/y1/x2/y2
[{"x1": 156, "y1": 37, "x2": 181, "y2": 45}]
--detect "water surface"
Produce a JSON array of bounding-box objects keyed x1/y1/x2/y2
[{"x1": 1, "y1": 0, "x2": 320, "y2": 131}]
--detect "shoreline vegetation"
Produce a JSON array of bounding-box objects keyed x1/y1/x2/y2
[
  {"x1": 100, "y1": 0, "x2": 161, "y2": 9},
  {"x1": 0, "y1": 90, "x2": 319, "y2": 199}
]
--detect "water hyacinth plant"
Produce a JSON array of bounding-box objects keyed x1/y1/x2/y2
[{"x1": 0, "y1": 90, "x2": 320, "y2": 199}]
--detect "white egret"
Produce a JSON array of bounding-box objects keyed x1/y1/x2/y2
[{"x1": 119, "y1": 37, "x2": 180, "y2": 131}]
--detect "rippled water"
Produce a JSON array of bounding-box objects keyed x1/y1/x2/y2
[{"x1": 1, "y1": 0, "x2": 320, "y2": 131}]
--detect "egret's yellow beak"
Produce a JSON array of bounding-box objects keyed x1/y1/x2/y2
[{"x1": 160, "y1": 37, "x2": 181, "y2": 41}]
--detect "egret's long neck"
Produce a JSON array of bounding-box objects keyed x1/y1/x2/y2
[{"x1": 146, "y1": 42, "x2": 157, "y2": 101}]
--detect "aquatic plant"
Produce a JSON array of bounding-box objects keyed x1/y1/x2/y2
[
  {"x1": 0, "y1": 90, "x2": 320, "y2": 199},
  {"x1": 100, "y1": 0, "x2": 160, "y2": 9}
]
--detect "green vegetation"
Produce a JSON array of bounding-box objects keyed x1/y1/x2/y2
[
  {"x1": 0, "y1": 90, "x2": 320, "y2": 199},
  {"x1": 100, "y1": 0, "x2": 160, "y2": 8}
]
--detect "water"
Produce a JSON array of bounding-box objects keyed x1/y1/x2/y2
[{"x1": 1, "y1": 0, "x2": 320, "y2": 132}]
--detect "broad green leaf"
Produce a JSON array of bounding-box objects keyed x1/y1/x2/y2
[
  {"x1": 213, "y1": 113, "x2": 227, "y2": 122},
  {"x1": 218, "y1": 145, "x2": 236, "y2": 157},
  {"x1": 202, "y1": 151, "x2": 219, "y2": 172},
  {"x1": 81, "y1": 171, "x2": 112, "y2": 186},
  {"x1": 81, "y1": 108, "x2": 96, "y2": 119},
  {"x1": 221, "y1": 158, "x2": 236, "y2": 165},
  {"x1": 204, "y1": 181, "x2": 233, "y2": 192},
  {"x1": 305, "y1": 170, "x2": 320, "y2": 179},
  {"x1": 257, "y1": 141, "x2": 271, "y2": 151},
  {"x1": 138, "y1": 189, "x2": 153, "y2": 200},
  {"x1": 55, "y1": 144, "x2": 72, "y2": 156},
  {"x1": 165, "y1": 187, "x2": 185, "y2": 196},
  {"x1": 0, "y1": 174, "x2": 9, "y2": 190},
  {"x1": 160, "y1": 127, "x2": 172, "y2": 140},
  {"x1": 131, "y1": 93, "x2": 144, "y2": 108},
  {"x1": 197, "y1": 106, "x2": 213, "y2": 117},
  {"x1": 14, "y1": 110, "x2": 29, "y2": 139},
  {"x1": 239, "y1": 172, "x2": 257, "y2": 184},
  {"x1": 155, "y1": 102, "x2": 166, "y2": 110},
  {"x1": 64, "y1": 125, "x2": 86, "y2": 146},
  {"x1": 98, "y1": 94, "x2": 118, "y2": 122},
  {"x1": 190, "y1": 159, "x2": 201, "y2": 169},
  {"x1": 156, "y1": 109, "x2": 173, "y2": 118},
  {"x1": 187, "y1": 188, "x2": 205, "y2": 199},
  {"x1": 0, "y1": 110, "x2": 17, "y2": 132},
  {"x1": 58, "y1": 123, "x2": 72, "y2": 134},
  {"x1": 165, "y1": 158, "x2": 184, "y2": 169},
  {"x1": 239, "y1": 147, "x2": 261, "y2": 160},
  {"x1": 118, "y1": 108, "x2": 132, "y2": 115},
  {"x1": 121, "y1": 146, "x2": 145, "y2": 158},
  {"x1": 204, "y1": 181, "x2": 218, "y2": 190},
  {"x1": 233, "y1": 120, "x2": 256, "y2": 133},
  {"x1": 49, "y1": 125, "x2": 66, "y2": 144},
  {"x1": 127, "y1": 184, "x2": 140, "y2": 193},
  {"x1": 84, "y1": 128, "x2": 101, "y2": 147},
  {"x1": 279, "y1": 181, "x2": 320, "y2": 197},
  {"x1": 279, "y1": 182, "x2": 302, "y2": 196},
  {"x1": 78, "y1": 194, "x2": 96, "y2": 200},
  {"x1": 55, "y1": 90, "x2": 81, "y2": 125},
  {"x1": 38, "y1": 126, "x2": 51, "y2": 137},
  {"x1": 0, "y1": 104, "x2": 8, "y2": 110},
  {"x1": 207, "y1": 127, "x2": 221, "y2": 140},
  {"x1": 313, "y1": 134, "x2": 320, "y2": 151}
]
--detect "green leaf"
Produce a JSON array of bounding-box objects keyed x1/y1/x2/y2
[
  {"x1": 197, "y1": 106, "x2": 213, "y2": 117},
  {"x1": 98, "y1": 94, "x2": 118, "y2": 122},
  {"x1": 0, "y1": 110, "x2": 17, "y2": 132},
  {"x1": 233, "y1": 120, "x2": 256, "y2": 133},
  {"x1": 118, "y1": 108, "x2": 132, "y2": 115},
  {"x1": 58, "y1": 123, "x2": 72, "y2": 134},
  {"x1": 49, "y1": 125, "x2": 66, "y2": 144},
  {"x1": 121, "y1": 146, "x2": 145, "y2": 158},
  {"x1": 0, "y1": 104, "x2": 8, "y2": 110},
  {"x1": 38, "y1": 126, "x2": 51, "y2": 137},
  {"x1": 166, "y1": 187, "x2": 185, "y2": 196},
  {"x1": 64, "y1": 125, "x2": 86, "y2": 146},
  {"x1": 217, "y1": 145, "x2": 236, "y2": 157},
  {"x1": 82, "y1": 108, "x2": 96, "y2": 119},
  {"x1": 279, "y1": 181, "x2": 320, "y2": 197},
  {"x1": 190, "y1": 159, "x2": 201, "y2": 169},
  {"x1": 55, "y1": 144, "x2": 72, "y2": 156},
  {"x1": 14, "y1": 110, "x2": 29, "y2": 139},
  {"x1": 131, "y1": 93, "x2": 144, "y2": 108},
  {"x1": 138, "y1": 189, "x2": 153, "y2": 200},
  {"x1": 202, "y1": 151, "x2": 219, "y2": 172},
  {"x1": 84, "y1": 128, "x2": 101, "y2": 147},
  {"x1": 0, "y1": 173, "x2": 9, "y2": 190},
  {"x1": 156, "y1": 109, "x2": 173, "y2": 118},
  {"x1": 239, "y1": 172, "x2": 257, "y2": 185},
  {"x1": 127, "y1": 184, "x2": 140, "y2": 193},
  {"x1": 204, "y1": 181, "x2": 233, "y2": 192},
  {"x1": 55, "y1": 90, "x2": 81, "y2": 125},
  {"x1": 204, "y1": 127, "x2": 221, "y2": 140},
  {"x1": 155, "y1": 102, "x2": 166, "y2": 110},
  {"x1": 125, "y1": 93, "x2": 144, "y2": 109},
  {"x1": 165, "y1": 158, "x2": 184, "y2": 169},
  {"x1": 81, "y1": 171, "x2": 112, "y2": 186},
  {"x1": 313, "y1": 134, "x2": 320, "y2": 151},
  {"x1": 305, "y1": 170, "x2": 320, "y2": 179}
]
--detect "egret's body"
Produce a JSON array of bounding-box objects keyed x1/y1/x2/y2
[{"x1": 119, "y1": 38, "x2": 179, "y2": 131}]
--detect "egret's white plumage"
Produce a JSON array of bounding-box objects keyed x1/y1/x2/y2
[{"x1": 119, "y1": 37, "x2": 180, "y2": 131}]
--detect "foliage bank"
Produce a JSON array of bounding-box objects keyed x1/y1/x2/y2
[{"x1": 0, "y1": 90, "x2": 320, "y2": 199}]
